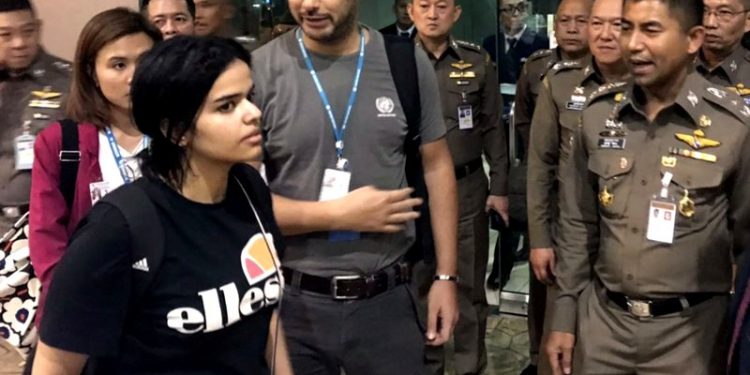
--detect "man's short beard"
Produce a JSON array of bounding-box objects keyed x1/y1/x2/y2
[{"x1": 307, "y1": 2, "x2": 358, "y2": 44}]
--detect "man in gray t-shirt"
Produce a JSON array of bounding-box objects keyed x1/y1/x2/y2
[{"x1": 252, "y1": 0, "x2": 459, "y2": 373}]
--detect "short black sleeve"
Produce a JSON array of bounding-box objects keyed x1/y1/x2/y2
[{"x1": 41, "y1": 203, "x2": 133, "y2": 356}]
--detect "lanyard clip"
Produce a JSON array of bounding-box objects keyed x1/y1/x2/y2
[{"x1": 660, "y1": 172, "x2": 673, "y2": 199}]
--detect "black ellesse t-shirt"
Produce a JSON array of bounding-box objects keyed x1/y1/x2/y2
[{"x1": 41, "y1": 165, "x2": 284, "y2": 374}]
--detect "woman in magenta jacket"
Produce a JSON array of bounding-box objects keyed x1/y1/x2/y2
[{"x1": 29, "y1": 8, "x2": 162, "y2": 329}]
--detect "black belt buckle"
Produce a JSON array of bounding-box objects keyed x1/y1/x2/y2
[{"x1": 331, "y1": 275, "x2": 361, "y2": 300}]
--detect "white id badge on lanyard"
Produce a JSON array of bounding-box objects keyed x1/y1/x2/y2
[
  {"x1": 319, "y1": 168, "x2": 351, "y2": 201},
  {"x1": 458, "y1": 105, "x2": 474, "y2": 130},
  {"x1": 14, "y1": 133, "x2": 35, "y2": 170},
  {"x1": 319, "y1": 168, "x2": 360, "y2": 241},
  {"x1": 646, "y1": 172, "x2": 676, "y2": 244},
  {"x1": 89, "y1": 181, "x2": 113, "y2": 205}
]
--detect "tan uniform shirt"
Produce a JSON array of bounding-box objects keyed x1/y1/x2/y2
[
  {"x1": 514, "y1": 48, "x2": 563, "y2": 151},
  {"x1": 527, "y1": 57, "x2": 605, "y2": 249},
  {"x1": 551, "y1": 71, "x2": 750, "y2": 333},
  {"x1": 418, "y1": 38, "x2": 508, "y2": 195},
  {"x1": 696, "y1": 46, "x2": 750, "y2": 86},
  {"x1": 0, "y1": 50, "x2": 70, "y2": 228}
]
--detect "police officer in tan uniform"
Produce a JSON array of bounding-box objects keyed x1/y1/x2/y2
[
  {"x1": 410, "y1": 0, "x2": 508, "y2": 374},
  {"x1": 514, "y1": 1, "x2": 590, "y2": 373},
  {"x1": 546, "y1": 0, "x2": 750, "y2": 372},
  {"x1": 696, "y1": 0, "x2": 750, "y2": 99},
  {"x1": 0, "y1": 0, "x2": 70, "y2": 233}
]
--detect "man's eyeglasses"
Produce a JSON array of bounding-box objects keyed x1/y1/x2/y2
[
  {"x1": 703, "y1": 8, "x2": 749, "y2": 22},
  {"x1": 500, "y1": 3, "x2": 529, "y2": 15}
]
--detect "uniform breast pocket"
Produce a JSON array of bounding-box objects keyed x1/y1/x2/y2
[
  {"x1": 447, "y1": 81, "x2": 481, "y2": 111},
  {"x1": 558, "y1": 113, "x2": 580, "y2": 162},
  {"x1": 587, "y1": 151, "x2": 635, "y2": 218},
  {"x1": 668, "y1": 163, "x2": 724, "y2": 230}
]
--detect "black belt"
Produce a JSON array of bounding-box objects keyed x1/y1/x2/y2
[
  {"x1": 454, "y1": 158, "x2": 483, "y2": 180},
  {"x1": 605, "y1": 290, "x2": 720, "y2": 318},
  {"x1": 282, "y1": 262, "x2": 411, "y2": 300}
]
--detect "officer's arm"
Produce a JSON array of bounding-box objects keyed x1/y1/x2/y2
[
  {"x1": 730, "y1": 129, "x2": 750, "y2": 258},
  {"x1": 549, "y1": 114, "x2": 600, "y2": 334},
  {"x1": 526, "y1": 78, "x2": 559, "y2": 249},
  {"x1": 479, "y1": 54, "x2": 508, "y2": 196},
  {"x1": 421, "y1": 138, "x2": 459, "y2": 276},
  {"x1": 514, "y1": 62, "x2": 534, "y2": 151}
]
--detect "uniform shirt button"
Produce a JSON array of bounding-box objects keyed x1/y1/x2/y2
[
  {"x1": 631, "y1": 227, "x2": 639, "y2": 234},
  {"x1": 626, "y1": 274, "x2": 634, "y2": 281},
  {"x1": 641, "y1": 179, "x2": 647, "y2": 186}
]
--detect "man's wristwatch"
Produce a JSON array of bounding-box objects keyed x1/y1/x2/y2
[{"x1": 433, "y1": 274, "x2": 459, "y2": 283}]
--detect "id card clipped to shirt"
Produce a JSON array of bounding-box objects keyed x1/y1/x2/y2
[
  {"x1": 646, "y1": 172, "x2": 676, "y2": 244},
  {"x1": 319, "y1": 167, "x2": 360, "y2": 241},
  {"x1": 458, "y1": 105, "x2": 474, "y2": 130},
  {"x1": 14, "y1": 122, "x2": 35, "y2": 171}
]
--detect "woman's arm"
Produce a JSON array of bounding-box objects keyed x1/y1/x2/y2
[
  {"x1": 29, "y1": 124, "x2": 73, "y2": 294},
  {"x1": 32, "y1": 341, "x2": 87, "y2": 375},
  {"x1": 265, "y1": 310, "x2": 294, "y2": 375}
]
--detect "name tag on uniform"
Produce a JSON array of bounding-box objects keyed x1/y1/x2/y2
[
  {"x1": 14, "y1": 134, "x2": 35, "y2": 170},
  {"x1": 319, "y1": 168, "x2": 359, "y2": 241},
  {"x1": 646, "y1": 200, "x2": 676, "y2": 244},
  {"x1": 458, "y1": 105, "x2": 473, "y2": 130},
  {"x1": 598, "y1": 138, "x2": 626, "y2": 150},
  {"x1": 565, "y1": 95, "x2": 587, "y2": 111}
]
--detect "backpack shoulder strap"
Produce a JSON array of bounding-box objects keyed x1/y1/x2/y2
[
  {"x1": 58, "y1": 119, "x2": 80, "y2": 209},
  {"x1": 383, "y1": 35, "x2": 422, "y2": 148},
  {"x1": 101, "y1": 182, "x2": 165, "y2": 301}
]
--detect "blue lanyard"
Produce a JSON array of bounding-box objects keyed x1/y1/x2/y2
[
  {"x1": 296, "y1": 28, "x2": 366, "y2": 169},
  {"x1": 104, "y1": 127, "x2": 149, "y2": 184}
]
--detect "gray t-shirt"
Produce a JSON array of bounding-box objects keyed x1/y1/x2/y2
[{"x1": 252, "y1": 26, "x2": 446, "y2": 276}]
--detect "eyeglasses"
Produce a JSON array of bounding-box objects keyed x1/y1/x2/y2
[
  {"x1": 703, "y1": 8, "x2": 749, "y2": 22},
  {"x1": 500, "y1": 3, "x2": 528, "y2": 15}
]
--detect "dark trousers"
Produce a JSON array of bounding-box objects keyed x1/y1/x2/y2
[{"x1": 280, "y1": 284, "x2": 426, "y2": 375}]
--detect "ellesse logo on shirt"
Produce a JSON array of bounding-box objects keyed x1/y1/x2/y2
[{"x1": 166, "y1": 233, "x2": 282, "y2": 335}]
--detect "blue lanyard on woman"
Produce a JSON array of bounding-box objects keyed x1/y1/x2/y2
[
  {"x1": 104, "y1": 127, "x2": 150, "y2": 183},
  {"x1": 296, "y1": 27, "x2": 366, "y2": 171}
]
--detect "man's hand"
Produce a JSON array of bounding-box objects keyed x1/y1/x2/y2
[
  {"x1": 332, "y1": 186, "x2": 422, "y2": 233},
  {"x1": 530, "y1": 247, "x2": 556, "y2": 285},
  {"x1": 485, "y1": 195, "x2": 509, "y2": 225},
  {"x1": 425, "y1": 280, "x2": 458, "y2": 346},
  {"x1": 547, "y1": 331, "x2": 576, "y2": 375}
]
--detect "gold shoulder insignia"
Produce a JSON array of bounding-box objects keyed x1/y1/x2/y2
[
  {"x1": 550, "y1": 60, "x2": 582, "y2": 75},
  {"x1": 703, "y1": 83, "x2": 750, "y2": 123},
  {"x1": 587, "y1": 81, "x2": 628, "y2": 103},
  {"x1": 455, "y1": 39, "x2": 482, "y2": 53},
  {"x1": 528, "y1": 48, "x2": 553, "y2": 62}
]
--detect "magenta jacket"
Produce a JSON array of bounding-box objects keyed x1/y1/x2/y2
[{"x1": 29, "y1": 122, "x2": 102, "y2": 328}]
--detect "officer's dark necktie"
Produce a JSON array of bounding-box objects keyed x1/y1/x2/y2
[
  {"x1": 507, "y1": 37, "x2": 517, "y2": 49},
  {"x1": 400, "y1": 31, "x2": 410, "y2": 38}
]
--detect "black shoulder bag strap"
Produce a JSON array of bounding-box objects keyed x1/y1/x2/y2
[
  {"x1": 58, "y1": 119, "x2": 80, "y2": 209},
  {"x1": 101, "y1": 183, "x2": 165, "y2": 301},
  {"x1": 382, "y1": 36, "x2": 435, "y2": 264}
]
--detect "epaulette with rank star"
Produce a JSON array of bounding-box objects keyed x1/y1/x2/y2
[
  {"x1": 52, "y1": 60, "x2": 71, "y2": 73},
  {"x1": 549, "y1": 60, "x2": 583, "y2": 75},
  {"x1": 586, "y1": 81, "x2": 629, "y2": 104},
  {"x1": 527, "y1": 48, "x2": 553, "y2": 62},
  {"x1": 455, "y1": 39, "x2": 482, "y2": 53},
  {"x1": 703, "y1": 84, "x2": 750, "y2": 122}
]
